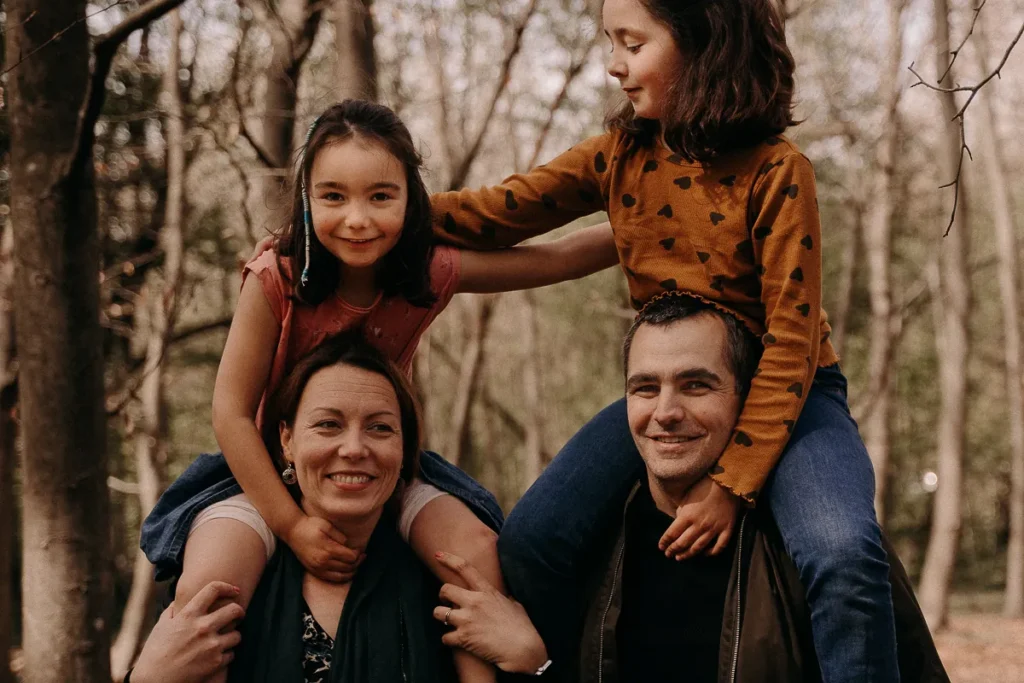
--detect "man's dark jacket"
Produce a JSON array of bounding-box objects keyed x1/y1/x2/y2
[{"x1": 576, "y1": 483, "x2": 949, "y2": 683}]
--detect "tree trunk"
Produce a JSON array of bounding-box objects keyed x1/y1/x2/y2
[
  {"x1": 256, "y1": 0, "x2": 322, "y2": 217},
  {"x1": 0, "y1": 222, "x2": 16, "y2": 683},
  {"x1": 917, "y1": 0, "x2": 971, "y2": 631},
  {"x1": 520, "y1": 291, "x2": 544, "y2": 492},
  {"x1": 6, "y1": 0, "x2": 111, "y2": 680},
  {"x1": 973, "y1": 18, "x2": 1024, "y2": 618},
  {"x1": 334, "y1": 0, "x2": 377, "y2": 101},
  {"x1": 446, "y1": 296, "x2": 497, "y2": 467},
  {"x1": 829, "y1": 196, "x2": 862, "y2": 356},
  {"x1": 109, "y1": 10, "x2": 185, "y2": 678},
  {"x1": 862, "y1": 0, "x2": 906, "y2": 525}
]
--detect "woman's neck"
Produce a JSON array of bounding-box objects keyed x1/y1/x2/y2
[{"x1": 336, "y1": 266, "x2": 379, "y2": 308}]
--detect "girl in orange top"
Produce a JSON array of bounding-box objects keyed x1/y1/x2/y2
[{"x1": 430, "y1": 1, "x2": 898, "y2": 681}]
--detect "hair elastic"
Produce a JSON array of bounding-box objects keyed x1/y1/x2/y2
[{"x1": 299, "y1": 114, "x2": 324, "y2": 287}]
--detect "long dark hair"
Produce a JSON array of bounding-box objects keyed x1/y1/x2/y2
[
  {"x1": 277, "y1": 100, "x2": 437, "y2": 307},
  {"x1": 606, "y1": 0, "x2": 797, "y2": 161},
  {"x1": 262, "y1": 330, "x2": 421, "y2": 486}
]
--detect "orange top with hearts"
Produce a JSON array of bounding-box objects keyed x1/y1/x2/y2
[{"x1": 430, "y1": 131, "x2": 839, "y2": 503}]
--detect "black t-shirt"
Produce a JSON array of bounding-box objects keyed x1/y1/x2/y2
[{"x1": 616, "y1": 484, "x2": 735, "y2": 682}]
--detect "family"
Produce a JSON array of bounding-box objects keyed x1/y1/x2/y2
[{"x1": 129, "y1": 1, "x2": 950, "y2": 681}]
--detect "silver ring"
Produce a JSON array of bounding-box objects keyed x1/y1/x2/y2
[{"x1": 443, "y1": 607, "x2": 453, "y2": 627}]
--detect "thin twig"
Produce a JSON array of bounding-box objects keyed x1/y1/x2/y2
[
  {"x1": 907, "y1": 18, "x2": 1023, "y2": 236},
  {"x1": 938, "y1": 0, "x2": 987, "y2": 83}
]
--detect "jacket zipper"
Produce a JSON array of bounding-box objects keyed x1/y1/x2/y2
[
  {"x1": 598, "y1": 540, "x2": 626, "y2": 683},
  {"x1": 729, "y1": 514, "x2": 747, "y2": 683}
]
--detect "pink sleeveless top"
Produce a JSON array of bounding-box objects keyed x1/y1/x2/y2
[{"x1": 243, "y1": 246, "x2": 461, "y2": 421}]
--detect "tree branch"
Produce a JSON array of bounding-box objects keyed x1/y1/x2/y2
[
  {"x1": 66, "y1": 0, "x2": 189, "y2": 185},
  {"x1": 447, "y1": 0, "x2": 540, "y2": 190},
  {"x1": 908, "y1": 17, "x2": 1023, "y2": 235}
]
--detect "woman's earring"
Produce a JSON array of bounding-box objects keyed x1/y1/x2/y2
[{"x1": 282, "y1": 464, "x2": 297, "y2": 485}]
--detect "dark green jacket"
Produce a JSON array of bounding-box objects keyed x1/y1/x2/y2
[
  {"x1": 229, "y1": 511, "x2": 456, "y2": 683},
  {"x1": 577, "y1": 483, "x2": 949, "y2": 683}
]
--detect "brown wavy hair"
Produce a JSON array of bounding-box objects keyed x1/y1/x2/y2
[{"x1": 606, "y1": 0, "x2": 797, "y2": 161}]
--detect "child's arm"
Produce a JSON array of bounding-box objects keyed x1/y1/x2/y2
[
  {"x1": 456, "y1": 222, "x2": 618, "y2": 294},
  {"x1": 213, "y1": 277, "x2": 360, "y2": 580},
  {"x1": 432, "y1": 133, "x2": 613, "y2": 249},
  {"x1": 408, "y1": 496, "x2": 505, "y2": 683}
]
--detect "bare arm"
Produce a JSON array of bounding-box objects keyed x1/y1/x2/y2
[
  {"x1": 456, "y1": 222, "x2": 617, "y2": 294},
  {"x1": 212, "y1": 277, "x2": 357, "y2": 580}
]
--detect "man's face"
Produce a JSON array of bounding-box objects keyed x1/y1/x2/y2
[{"x1": 625, "y1": 315, "x2": 743, "y2": 494}]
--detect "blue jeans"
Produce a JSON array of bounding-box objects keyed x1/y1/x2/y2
[
  {"x1": 141, "y1": 450, "x2": 504, "y2": 582},
  {"x1": 498, "y1": 365, "x2": 899, "y2": 683}
]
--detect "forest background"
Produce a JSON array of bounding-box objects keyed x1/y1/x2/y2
[{"x1": 1, "y1": 0, "x2": 1023, "y2": 681}]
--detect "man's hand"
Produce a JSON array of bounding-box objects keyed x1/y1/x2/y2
[
  {"x1": 433, "y1": 552, "x2": 549, "y2": 675},
  {"x1": 130, "y1": 582, "x2": 244, "y2": 683},
  {"x1": 658, "y1": 474, "x2": 741, "y2": 561},
  {"x1": 283, "y1": 515, "x2": 363, "y2": 583}
]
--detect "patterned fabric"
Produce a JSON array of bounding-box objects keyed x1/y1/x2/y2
[
  {"x1": 301, "y1": 607, "x2": 334, "y2": 683},
  {"x1": 430, "y1": 132, "x2": 839, "y2": 502},
  {"x1": 242, "y1": 245, "x2": 461, "y2": 427}
]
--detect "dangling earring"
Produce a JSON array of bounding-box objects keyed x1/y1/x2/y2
[
  {"x1": 282, "y1": 463, "x2": 297, "y2": 485},
  {"x1": 299, "y1": 115, "x2": 323, "y2": 288}
]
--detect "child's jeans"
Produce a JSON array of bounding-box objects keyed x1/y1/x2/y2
[
  {"x1": 497, "y1": 364, "x2": 900, "y2": 683},
  {"x1": 141, "y1": 450, "x2": 504, "y2": 582}
]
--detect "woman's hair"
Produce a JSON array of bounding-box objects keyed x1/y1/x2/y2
[
  {"x1": 276, "y1": 100, "x2": 437, "y2": 307},
  {"x1": 606, "y1": 0, "x2": 797, "y2": 161},
  {"x1": 261, "y1": 330, "x2": 421, "y2": 487}
]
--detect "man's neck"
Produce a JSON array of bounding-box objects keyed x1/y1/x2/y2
[{"x1": 646, "y1": 472, "x2": 698, "y2": 517}]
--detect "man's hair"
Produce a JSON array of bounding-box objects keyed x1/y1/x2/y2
[
  {"x1": 606, "y1": 0, "x2": 797, "y2": 161},
  {"x1": 622, "y1": 294, "x2": 763, "y2": 397}
]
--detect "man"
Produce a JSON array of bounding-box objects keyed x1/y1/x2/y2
[{"x1": 437, "y1": 294, "x2": 947, "y2": 682}]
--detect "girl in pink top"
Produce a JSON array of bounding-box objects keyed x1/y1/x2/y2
[{"x1": 144, "y1": 100, "x2": 616, "y2": 683}]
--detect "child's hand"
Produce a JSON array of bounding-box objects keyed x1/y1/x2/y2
[
  {"x1": 658, "y1": 474, "x2": 741, "y2": 561},
  {"x1": 284, "y1": 515, "x2": 363, "y2": 582}
]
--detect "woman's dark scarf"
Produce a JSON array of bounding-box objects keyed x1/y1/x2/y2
[{"x1": 229, "y1": 510, "x2": 456, "y2": 683}]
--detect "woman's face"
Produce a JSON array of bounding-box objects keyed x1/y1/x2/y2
[{"x1": 280, "y1": 363, "x2": 405, "y2": 526}]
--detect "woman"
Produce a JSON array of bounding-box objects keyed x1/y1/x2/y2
[{"x1": 133, "y1": 331, "x2": 459, "y2": 682}]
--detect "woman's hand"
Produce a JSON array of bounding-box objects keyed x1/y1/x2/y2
[
  {"x1": 130, "y1": 582, "x2": 244, "y2": 683},
  {"x1": 433, "y1": 552, "x2": 549, "y2": 675},
  {"x1": 283, "y1": 515, "x2": 364, "y2": 583},
  {"x1": 658, "y1": 474, "x2": 741, "y2": 560}
]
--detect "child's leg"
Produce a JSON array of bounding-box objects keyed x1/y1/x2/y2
[
  {"x1": 497, "y1": 398, "x2": 644, "y2": 669},
  {"x1": 767, "y1": 366, "x2": 899, "y2": 683},
  {"x1": 175, "y1": 495, "x2": 273, "y2": 683}
]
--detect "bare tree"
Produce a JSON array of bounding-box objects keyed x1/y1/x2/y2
[
  {"x1": 917, "y1": 0, "x2": 972, "y2": 631},
  {"x1": 0, "y1": 223, "x2": 16, "y2": 683},
  {"x1": 971, "y1": 15, "x2": 1024, "y2": 618},
  {"x1": 828, "y1": 195, "x2": 862, "y2": 356},
  {"x1": 520, "y1": 290, "x2": 544, "y2": 491},
  {"x1": 446, "y1": 295, "x2": 498, "y2": 466},
  {"x1": 334, "y1": 0, "x2": 377, "y2": 100},
  {"x1": 862, "y1": 0, "x2": 907, "y2": 524},
  {"x1": 109, "y1": 10, "x2": 186, "y2": 678},
  {"x1": 7, "y1": 0, "x2": 110, "y2": 678}
]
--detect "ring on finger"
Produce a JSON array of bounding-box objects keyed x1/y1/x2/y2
[{"x1": 443, "y1": 607, "x2": 453, "y2": 627}]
